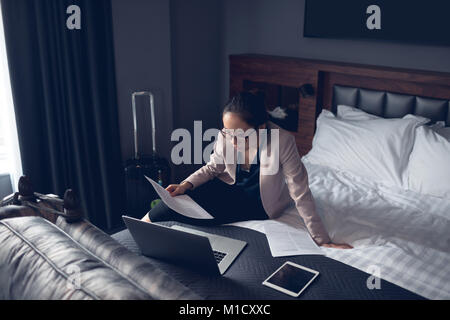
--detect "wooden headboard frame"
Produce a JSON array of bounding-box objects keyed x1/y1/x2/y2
[{"x1": 229, "y1": 54, "x2": 450, "y2": 156}]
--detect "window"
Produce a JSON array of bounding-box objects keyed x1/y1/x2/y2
[{"x1": 0, "y1": 3, "x2": 22, "y2": 191}]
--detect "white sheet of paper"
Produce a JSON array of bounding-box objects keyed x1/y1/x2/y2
[
  {"x1": 227, "y1": 204, "x2": 323, "y2": 257},
  {"x1": 145, "y1": 176, "x2": 214, "y2": 220},
  {"x1": 264, "y1": 223, "x2": 324, "y2": 257}
]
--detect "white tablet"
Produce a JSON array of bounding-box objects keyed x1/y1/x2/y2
[{"x1": 262, "y1": 261, "x2": 319, "y2": 297}]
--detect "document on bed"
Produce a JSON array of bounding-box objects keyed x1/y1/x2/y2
[
  {"x1": 145, "y1": 176, "x2": 214, "y2": 220},
  {"x1": 264, "y1": 224, "x2": 324, "y2": 257}
]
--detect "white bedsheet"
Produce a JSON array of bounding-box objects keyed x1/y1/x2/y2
[{"x1": 229, "y1": 156, "x2": 450, "y2": 300}]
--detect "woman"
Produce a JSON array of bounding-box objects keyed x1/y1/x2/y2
[{"x1": 142, "y1": 92, "x2": 351, "y2": 249}]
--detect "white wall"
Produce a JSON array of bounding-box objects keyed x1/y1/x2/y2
[
  {"x1": 112, "y1": 0, "x2": 223, "y2": 181},
  {"x1": 111, "y1": 0, "x2": 174, "y2": 164},
  {"x1": 111, "y1": 0, "x2": 450, "y2": 181},
  {"x1": 221, "y1": 0, "x2": 450, "y2": 103}
]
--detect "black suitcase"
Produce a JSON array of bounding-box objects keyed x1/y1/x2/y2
[{"x1": 124, "y1": 91, "x2": 171, "y2": 219}]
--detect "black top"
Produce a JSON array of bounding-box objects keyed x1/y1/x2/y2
[{"x1": 235, "y1": 149, "x2": 263, "y2": 207}]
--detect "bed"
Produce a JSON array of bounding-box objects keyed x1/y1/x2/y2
[{"x1": 113, "y1": 54, "x2": 450, "y2": 300}]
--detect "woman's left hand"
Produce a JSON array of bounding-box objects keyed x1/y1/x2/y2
[{"x1": 320, "y1": 242, "x2": 353, "y2": 249}]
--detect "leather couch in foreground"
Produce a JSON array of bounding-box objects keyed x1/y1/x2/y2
[{"x1": 0, "y1": 204, "x2": 201, "y2": 300}]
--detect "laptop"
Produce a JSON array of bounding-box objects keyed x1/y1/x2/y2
[{"x1": 122, "y1": 216, "x2": 247, "y2": 275}]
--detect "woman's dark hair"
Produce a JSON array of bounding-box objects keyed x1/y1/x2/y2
[{"x1": 223, "y1": 91, "x2": 268, "y2": 127}]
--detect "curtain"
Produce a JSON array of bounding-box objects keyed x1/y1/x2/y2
[
  {"x1": 1, "y1": 0, "x2": 125, "y2": 230},
  {"x1": 0, "y1": 2, "x2": 22, "y2": 191}
]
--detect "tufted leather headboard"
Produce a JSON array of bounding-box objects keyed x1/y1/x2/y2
[{"x1": 332, "y1": 85, "x2": 450, "y2": 126}]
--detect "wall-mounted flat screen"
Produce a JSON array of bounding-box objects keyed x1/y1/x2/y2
[{"x1": 304, "y1": 0, "x2": 450, "y2": 46}]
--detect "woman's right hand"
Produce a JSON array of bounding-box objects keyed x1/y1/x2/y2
[
  {"x1": 320, "y1": 242, "x2": 353, "y2": 249},
  {"x1": 165, "y1": 181, "x2": 193, "y2": 197}
]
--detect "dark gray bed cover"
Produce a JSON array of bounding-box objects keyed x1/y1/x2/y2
[{"x1": 112, "y1": 221, "x2": 425, "y2": 300}]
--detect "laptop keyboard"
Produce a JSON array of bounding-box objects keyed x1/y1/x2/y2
[{"x1": 213, "y1": 250, "x2": 227, "y2": 264}]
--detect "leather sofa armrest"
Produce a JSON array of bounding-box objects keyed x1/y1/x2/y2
[
  {"x1": 55, "y1": 216, "x2": 201, "y2": 300},
  {"x1": 0, "y1": 216, "x2": 201, "y2": 300}
]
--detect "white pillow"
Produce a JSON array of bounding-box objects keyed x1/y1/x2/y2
[
  {"x1": 337, "y1": 105, "x2": 380, "y2": 120},
  {"x1": 429, "y1": 121, "x2": 445, "y2": 130},
  {"x1": 435, "y1": 127, "x2": 450, "y2": 141},
  {"x1": 337, "y1": 104, "x2": 430, "y2": 125},
  {"x1": 429, "y1": 121, "x2": 450, "y2": 141},
  {"x1": 305, "y1": 109, "x2": 424, "y2": 188},
  {"x1": 407, "y1": 126, "x2": 450, "y2": 199}
]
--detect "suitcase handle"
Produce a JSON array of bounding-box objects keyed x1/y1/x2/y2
[{"x1": 132, "y1": 91, "x2": 156, "y2": 159}]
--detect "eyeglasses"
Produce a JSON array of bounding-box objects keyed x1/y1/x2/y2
[{"x1": 220, "y1": 128, "x2": 257, "y2": 140}]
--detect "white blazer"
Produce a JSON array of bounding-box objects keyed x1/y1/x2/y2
[{"x1": 183, "y1": 122, "x2": 331, "y2": 245}]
